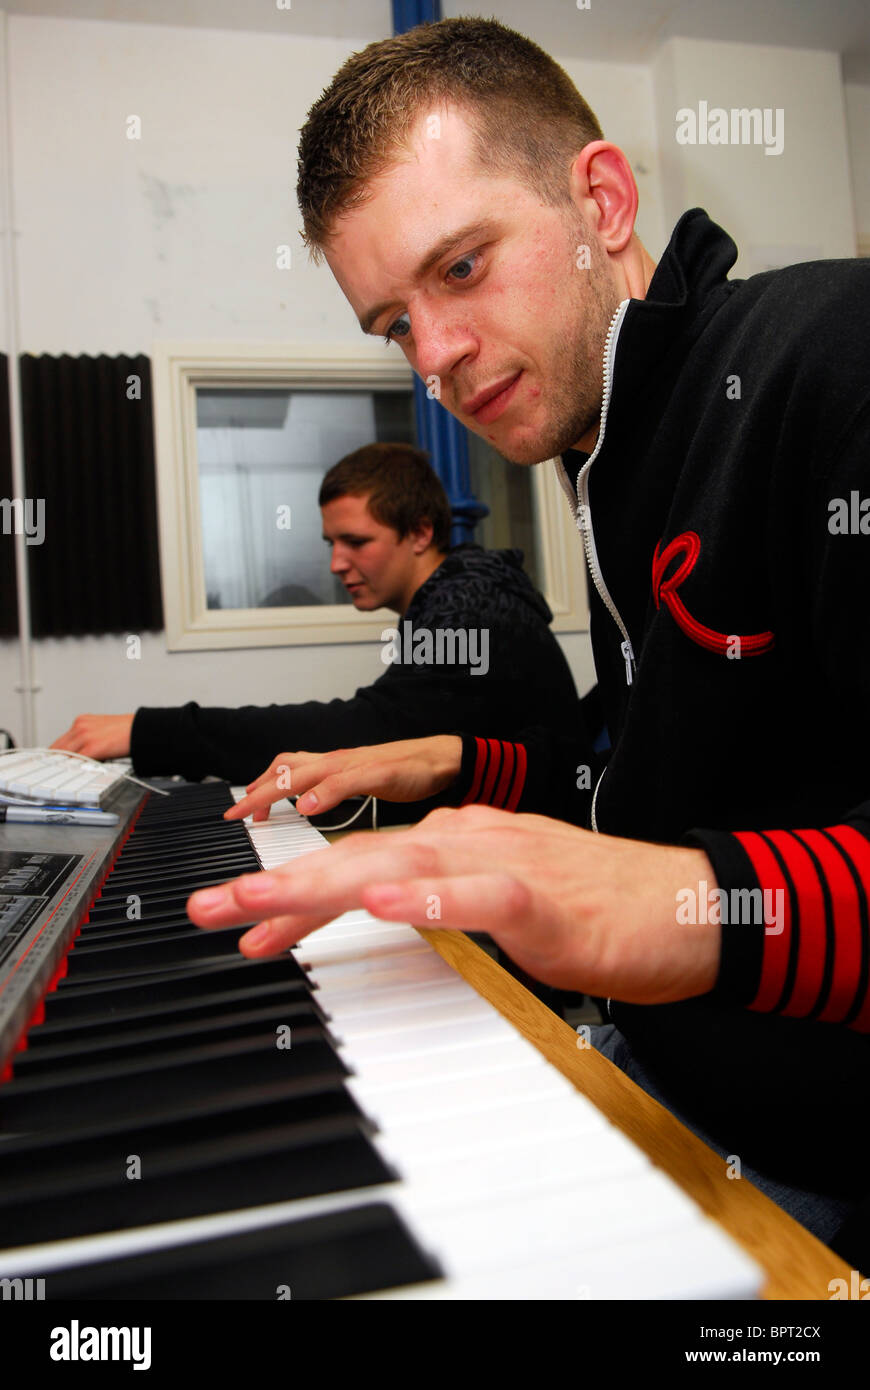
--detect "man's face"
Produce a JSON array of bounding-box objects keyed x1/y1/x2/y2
[
  {"x1": 323, "y1": 107, "x2": 621, "y2": 464},
  {"x1": 321, "y1": 492, "x2": 421, "y2": 613}
]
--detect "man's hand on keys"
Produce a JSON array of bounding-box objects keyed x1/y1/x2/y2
[{"x1": 190, "y1": 803, "x2": 719, "y2": 1003}]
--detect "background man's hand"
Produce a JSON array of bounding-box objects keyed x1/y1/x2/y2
[
  {"x1": 50, "y1": 713, "x2": 134, "y2": 760},
  {"x1": 190, "y1": 804, "x2": 720, "y2": 1004},
  {"x1": 225, "y1": 735, "x2": 463, "y2": 823}
]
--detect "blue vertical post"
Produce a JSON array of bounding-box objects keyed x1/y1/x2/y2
[{"x1": 391, "y1": 0, "x2": 488, "y2": 547}]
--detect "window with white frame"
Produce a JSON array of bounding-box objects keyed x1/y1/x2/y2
[{"x1": 151, "y1": 343, "x2": 587, "y2": 651}]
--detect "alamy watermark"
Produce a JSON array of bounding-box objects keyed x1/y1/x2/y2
[
  {"x1": 828, "y1": 491, "x2": 870, "y2": 535},
  {"x1": 50, "y1": 1321, "x2": 151, "y2": 1370},
  {"x1": 1, "y1": 1276, "x2": 45, "y2": 1300},
  {"x1": 829, "y1": 1269, "x2": 870, "y2": 1299},
  {"x1": 676, "y1": 880, "x2": 784, "y2": 935},
  {"x1": 0, "y1": 497, "x2": 45, "y2": 546},
  {"x1": 381, "y1": 622, "x2": 490, "y2": 676},
  {"x1": 675, "y1": 103, "x2": 784, "y2": 157}
]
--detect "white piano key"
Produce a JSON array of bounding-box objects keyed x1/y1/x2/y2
[
  {"x1": 342, "y1": 1034, "x2": 563, "y2": 1089},
  {"x1": 314, "y1": 908, "x2": 398, "y2": 933},
  {"x1": 335, "y1": 992, "x2": 500, "y2": 1042},
  {"x1": 337, "y1": 1012, "x2": 521, "y2": 1067},
  {"x1": 296, "y1": 935, "x2": 431, "y2": 969},
  {"x1": 294, "y1": 921, "x2": 416, "y2": 952},
  {"x1": 390, "y1": 1140, "x2": 648, "y2": 1220},
  {"x1": 324, "y1": 977, "x2": 479, "y2": 1023},
  {"x1": 395, "y1": 1169, "x2": 702, "y2": 1274},
  {"x1": 349, "y1": 1059, "x2": 579, "y2": 1127},
  {"x1": 373, "y1": 1217, "x2": 760, "y2": 1299},
  {"x1": 376, "y1": 1089, "x2": 616, "y2": 1165},
  {"x1": 307, "y1": 952, "x2": 460, "y2": 996}
]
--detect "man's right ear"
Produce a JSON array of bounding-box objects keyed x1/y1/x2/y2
[
  {"x1": 409, "y1": 519, "x2": 436, "y2": 554},
  {"x1": 569, "y1": 140, "x2": 638, "y2": 256}
]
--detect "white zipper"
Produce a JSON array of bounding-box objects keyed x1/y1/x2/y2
[{"x1": 555, "y1": 298, "x2": 635, "y2": 837}]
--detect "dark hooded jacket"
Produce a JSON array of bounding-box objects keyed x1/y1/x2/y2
[
  {"x1": 453, "y1": 210, "x2": 870, "y2": 1200},
  {"x1": 131, "y1": 544, "x2": 579, "y2": 787}
]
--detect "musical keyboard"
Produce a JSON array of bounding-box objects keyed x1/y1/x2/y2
[{"x1": 0, "y1": 782, "x2": 762, "y2": 1299}]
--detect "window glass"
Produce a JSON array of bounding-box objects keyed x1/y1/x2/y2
[
  {"x1": 467, "y1": 434, "x2": 541, "y2": 589},
  {"x1": 195, "y1": 387, "x2": 415, "y2": 609}
]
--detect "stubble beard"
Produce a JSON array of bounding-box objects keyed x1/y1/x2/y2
[{"x1": 501, "y1": 221, "x2": 622, "y2": 466}]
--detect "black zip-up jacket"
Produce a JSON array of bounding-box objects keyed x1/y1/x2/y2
[
  {"x1": 131, "y1": 545, "x2": 579, "y2": 790},
  {"x1": 453, "y1": 210, "x2": 870, "y2": 1196}
]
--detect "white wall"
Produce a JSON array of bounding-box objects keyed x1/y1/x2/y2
[
  {"x1": 845, "y1": 82, "x2": 870, "y2": 251},
  {"x1": 559, "y1": 56, "x2": 668, "y2": 258},
  {"x1": 652, "y1": 38, "x2": 856, "y2": 276},
  {"x1": 8, "y1": 17, "x2": 369, "y2": 354}
]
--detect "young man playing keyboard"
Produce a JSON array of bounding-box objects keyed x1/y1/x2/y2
[{"x1": 189, "y1": 17, "x2": 870, "y2": 1268}]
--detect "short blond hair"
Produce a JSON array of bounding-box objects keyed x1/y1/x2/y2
[{"x1": 297, "y1": 16, "x2": 604, "y2": 259}]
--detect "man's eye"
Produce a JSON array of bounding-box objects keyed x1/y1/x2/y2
[
  {"x1": 447, "y1": 253, "x2": 478, "y2": 281},
  {"x1": 384, "y1": 312, "x2": 410, "y2": 344}
]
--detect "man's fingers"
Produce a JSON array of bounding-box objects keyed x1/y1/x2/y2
[
  {"x1": 362, "y1": 872, "x2": 534, "y2": 938},
  {"x1": 229, "y1": 756, "x2": 333, "y2": 819},
  {"x1": 224, "y1": 783, "x2": 281, "y2": 820},
  {"x1": 226, "y1": 773, "x2": 305, "y2": 821},
  {"x1": 51, "y1": 726, "x2": 85, "y2": 752},
  {"x1": 237, "y1": 912, "x2": 339, "y2": 956},
  {"x1": 188, "y1": 836, "x2": 443, "y2": 936},
  {"x1": 228, "y1": 761, "x2": 378, "y2": 821},
  {"x1": 49, "y1": 714, "x2": 132, "y2": 761},
  {"x1": 245, "y1": 751, "x2": 318, "y2": 794},
  {"x1": 245, "y1": 762, "x2": 287, "y2": 793},
  {"x1": 52, "y1": 735, "x2": 89, "y2": 756},
  {"x1": 294, "y1": 768, "x2": 373, "y2": 815}
]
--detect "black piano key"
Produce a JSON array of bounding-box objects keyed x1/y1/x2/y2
[
  {"x1": 89, "y1": 859, "x2": 256, "y2": 904},
  {"x1": 0, "y1": 1072, "x2": 350, "y2": 1160},
  {"x1": 102, "y1": 837, "x2": 256, "y2": 872},
  {"x1": 36, "y1": 1204, "x2": 441, "y2": 1300},
  {"x1": 85, "y1": 879, "x2": 251, "y2": 919},
  {"x1": 75, "y1": 917, "x2": 234, "y2": 947},
  {"x1": 12, "y1": 999, "x2": 325, "y2": 1074},
  {"x1": 95, "y1": 837, "x2": 254, "y2": 872},
  {"x1": 0, "y1": 1030, "x2": 347, "y2": 1133},
  {"x1": 0, "y1": 1116, "x2": 395, "y2": 1249},
  {"x1": 110, "y1": 815, "x2": 249, "y2": 840},
  {"x1": 0, "y1": 1082, "x2": 361, "y2": 1174},
  {"x1": 61, "y1": 926, "x2": 250, "y2": 980},
  {"x1": 78, "y1": 909, "x2": 246, "y2": 939},
  {"x1": 28, "y1": 978, "x2": 320, "y2": 1046},
  {"x1": 49, "y1": 955, "x2": 310, "y2": 1016}
]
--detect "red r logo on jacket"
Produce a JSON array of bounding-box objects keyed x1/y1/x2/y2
[{"x1": 652, "y1": 531, "x2": 774, "y2": 657}]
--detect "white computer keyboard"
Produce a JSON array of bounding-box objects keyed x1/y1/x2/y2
[{"x1": 0, "y1": 749, "x2": 131, "y2": 808}]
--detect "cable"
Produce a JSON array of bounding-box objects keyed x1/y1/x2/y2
[{"x1": 282, "y1": 792, "x2": 380, "y2": 832}]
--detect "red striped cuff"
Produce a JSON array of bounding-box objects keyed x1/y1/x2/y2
[
  {"x1": 734, "y1": 824, "x2": 870, "y2": 1030},
  {"x1": 460, "y1": 738, "x2": 528, "y2": 812}
]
